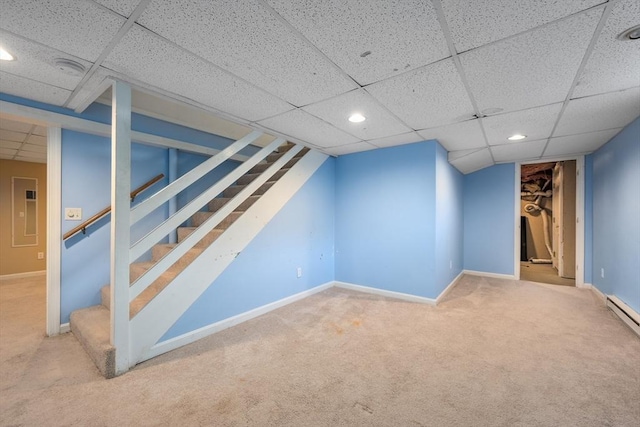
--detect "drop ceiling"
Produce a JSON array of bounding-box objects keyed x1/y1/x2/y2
[
  {"x1": 0, "y1": 117, "x2": 47, "y2": 163},
  {"x1": 0, "y1": 0, "x2": 638, "y2": 173}
]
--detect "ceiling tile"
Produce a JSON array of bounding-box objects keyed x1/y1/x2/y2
[
  {"x1": 555, "y1": 87, "x2": 640, "y2": 136},
  {"x1": 448, "y1": 148, "x2": 484, "y2": 161},
  {"x1": 442, "y1": 0, "x2": 603, "y2": 52},
  {"x1": 20, "y1": 143, "x2": 46, "y2": 153},
  {"x1": 26, "y1": 135, "x2": 47, "y2": 146},
  {"x1": 103, "y1": 25, "x2": 293, "y2": 122},
  {"x1": 449, "y1": 148, "x2": 494, "y2": 174},
  {"x1": 138, "y1": 0, "x2": 357, "y2": 107},
  {"x1": 483, "y1": 104, "x2": 562, "y2": 146},
  {"x1": 461, "y1": 9, "x2": 602, "y2": 113},
  {"x1": 366, "y1": 59, "x2": 475, "y2": 130},
  {"x1": 0, "y1": 141, "x2": 22, "y2": 150},
  {"x1": 574, "y1": 0, "x2": 640, "y2": 97},
  {"x1": 491, "y1": 139, "x2": 547, "y2": 162},
  {"x1": 32, "y1": 126, "x2": 47, "y2": 137},
  {"x1": 14, "y1": 149, "x2": 45, "y2": 158},
  {"x1": 0, "y1": 72, "x2": 72, "y2": 106},
  {"x1": 93, "y1": 0, "x2": 141, "y2": 17},
  {"x1": 0, "y1": 154, "x2": 14, "y2": 160},
  {"x1": 266, "y1": 0, "x2": 449, "y2": 85},
  {"x1": 367, "y1": 131, "x2": 423, "y2": 148},
  {"x1": 0, "y1": 148, "x2": 18, "y2": 156},
  {"x1": 257, "y1": 109, "x2": 360, "y2": 148},
  {"x1": 0, "y1": 31, "x2": 91, "y2": 91},
  {"x1": 543, "y1": 128, "x2": 622, "y2": 157},
  {"x1": 0, "y1": 117, "x2": 33, "y2": 133},
  {"x1": 0, "y1": 129, "x2": 27, "y2": 142},
  {"x1": 417, "y1": 119, "x2": 486, "y2": 151},
  {"x1": 324, "y1": 142, "x2": 378, "y2": 156},
  {"x1": 0, "y1": 0, "x2": 125, "y2": 62},
  {"x1": 302, "y1": 90, "x2": 411, "y2": 140}
]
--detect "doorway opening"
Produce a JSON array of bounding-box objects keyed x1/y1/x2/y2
[
  {"x1": 0, "y1": 115, "x2": 49, "y2": 333},
  {"x1": 519, "y1": 160, "x2": 576, "y2": 286}
]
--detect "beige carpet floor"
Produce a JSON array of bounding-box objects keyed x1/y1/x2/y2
[{"x1": 1, "y1": 274, "x2": 639, "y2": 426}]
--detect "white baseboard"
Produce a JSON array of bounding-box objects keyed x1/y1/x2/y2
[
  {"x1": 606, "y1": 295, "x2": 640, "y2": 337},
  {"x1": 143, "y1": 281, "x2": 334, "y2": 362},
  {"x1": 576, "y1": 282, "x2": 592, "y2": 289},
  {"x1": 0, "y1": 270, "x2": 46, "y2": 281},
  {"x1": 462, "y1": 270, "x2": 516, "y2": 280},
  {"x1": 436, "y1": 271, "x2": 464, "y2": 304},
  {"x1": 588, "y1": 283, "x2": 606, "y2": 303},
  {"x1": 334, "y1": 281, "x2": 437, "y2": 305},
  {"x1": 60, "y1": 323, "x2": 70, "y2": 334}
]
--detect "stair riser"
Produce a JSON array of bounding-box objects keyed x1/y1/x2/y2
[
  {"x1": 208, "y1": 195, "x2": 259, "y2": 213},
  {"x1": 247, "y1": 162, "x2": 270, "y2": 174},
  {"x1": 177, "y1": 227, "x2": 225, "y2": 246},
  {"x1": 238, "y1": 168, "x2": 288, "y2": 186},
  {"x1": 191, "y1": 211, "x2": 243, "y2": 228},
  {"x1": 152, "y1": 244, "x2": 176, "y2": 262}
]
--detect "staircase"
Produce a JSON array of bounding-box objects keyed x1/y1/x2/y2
[{"x1": 70, "y1": 141, "x2": 310, "y2": 378}]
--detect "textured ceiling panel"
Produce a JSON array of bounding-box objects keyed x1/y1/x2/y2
[
  {"x1": 543, "y1": 128, "x2": 622, "y2": 157},
  {"x1": 491, "y1": 139, "x2": 547, "y2": 162},
  {"x1": 367, "y1": 131, "x2": 423, "y2": 148},
  {"x1": 27, "y1": 135, "x2": 46, "y2": 146},
  {"x1": 324, "y1": 142, "x2": 378, "y2": 156},
  {"x1": 103, "y1": 25, "x2": 293, "y2": 122},
  {"x1": 417, "y1": 119, "x2": 486, "y2": 151},
  {"x1": 366, "y1": 59, "x2": 474, "y2": 130},
  {"x1": 92, "y1": 0, "x2": 141, "y2": 17},
  {"x1": 32, "y1": 126, "x2": 47, "y2": 137},
  {"x1": 574, "y1": 0, "x2": 640, "y2": 97},
  {"x1": 302, "y1": 90, "x2": 411, "y2": 141},
  {"x1": 448, "y1": 148, "x2": 484, "y2": 161},
  {"x1": 461, "y1": 9, "x2": 601, "y2": 113},
  {"x1": 0, "y1": 148, "x2": 17, "y2": 156},
  {"x1": 555, "y1": 87, "x2": 640, "y2": 136},
  {"x1": 442, "y1": 0, "x2": 603, "y2": 53},
  {"x1": 21, "y1": 143, "x2": 46, "y2": 153},
  {"x1": 449, "y1": 148, "x2": 494, "y2": 174},
  {"x1": 15, "y1": 156, "x2": 46, "y2": 164},
  {"x1": 138, "y1": 0, "x2": 357, "y2": 107},
  {"x1": 266, "y1": 0, "x2": 449, "y2": 85},
  {"x1": 0, "y1": 141, "x2": 22, "y2": 150},
  {"x1": 0, "y1": 31, "x2": 91, "y2": 91},
  {"x1": 0, "y1": 118, "x2": 33, "y2": 134},
  {"x1": 0, "y1": 0, "x2": 125, "y2": 62},
  {"x1": 0, "y1": 129, "x2": 26, "y2": 142},
  {"x1": 0, "y1": 72, "x2": 71, "y2": 106},
  {"x1": 258, "y1": 109, "x2": 360, "y2": 148},
  {"x1": 483, "y1": 104, "x2": 562, "y2": 146}
]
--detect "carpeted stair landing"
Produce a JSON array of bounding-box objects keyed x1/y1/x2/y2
[{"x1": 70, "y1": 142, "x2": 307, "y2": 378}]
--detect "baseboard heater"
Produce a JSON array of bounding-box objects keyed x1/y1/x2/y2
[{"x1": 606, "y1": 295, "x2": 640, "y2": 337}]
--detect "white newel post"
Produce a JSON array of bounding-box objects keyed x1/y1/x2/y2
[{"x1": 110, "y1": 81, "x2": 132, "y2": 374}]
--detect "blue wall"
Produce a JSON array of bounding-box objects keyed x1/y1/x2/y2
[
  {"x1": 162, "y1": 158, "x2": 336, "y2": 340},
  {"x1": 61, "y1": 130, "x2": 169, "y2": 322},
  {"x1": 334, "y1": 141, "x2": 463, "y2": 299},
  {"x1": 591, "y1": 117, "x2": 640, "y2": 312},
  {"x1": 463, "y1": 163, "x2": 515, "y2": 275},
  {"x1": 435, "y1": 143, "x2": 464, "y2": 289}
]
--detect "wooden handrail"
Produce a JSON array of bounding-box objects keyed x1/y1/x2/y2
[{"x1": 62, "y1": 174, "x2": 165, "y2": 241}]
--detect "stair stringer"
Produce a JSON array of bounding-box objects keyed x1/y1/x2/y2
[{"x1": 129, "y1": 150, "x2": 329, "y2": 365}]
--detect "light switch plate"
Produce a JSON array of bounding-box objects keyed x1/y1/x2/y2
[{"x1": 65, "y1": 208, "x2": 82, "y2": 221}]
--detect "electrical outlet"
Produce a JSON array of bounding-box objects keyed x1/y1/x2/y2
[
  {"x1": 37, "y1": 252, "x2": 44, "y2": 260},
  {"x1": 601, "y1": 268, "x2": 605, "y2": 279},
  {"x1": 65, "y1": 208, "x2": 82, "y2": 221},
  {"x1": 297, "y1": 267, "x2": 302, "y2": 278}
]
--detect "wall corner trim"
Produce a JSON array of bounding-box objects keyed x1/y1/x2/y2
[
  {"x1": 142, "y1": 281, "x2": 334, "y2": 363},
  {"x1": 0, "y1": 270, "x2": 46, "y2": 281},
  {"x1": 334, "y1": 281, "x2": 437, "y2": 305},
  {"x1": 462, "y1": 270, "x2": 516, "y2": 280}
]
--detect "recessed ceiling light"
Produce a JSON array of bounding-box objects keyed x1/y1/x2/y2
[
  {"x1": 0, "y1": 47, "x2": 16, "y2": 61},
  {"x1": 508, "y1": 134, "x2": 527, "y2": 141},
  {"x1": 617, "y1": 24, "x2": 640, "y2": 41},
  {"x1": 348, "y1": 113, "x2": 366, "y2": 123}
]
